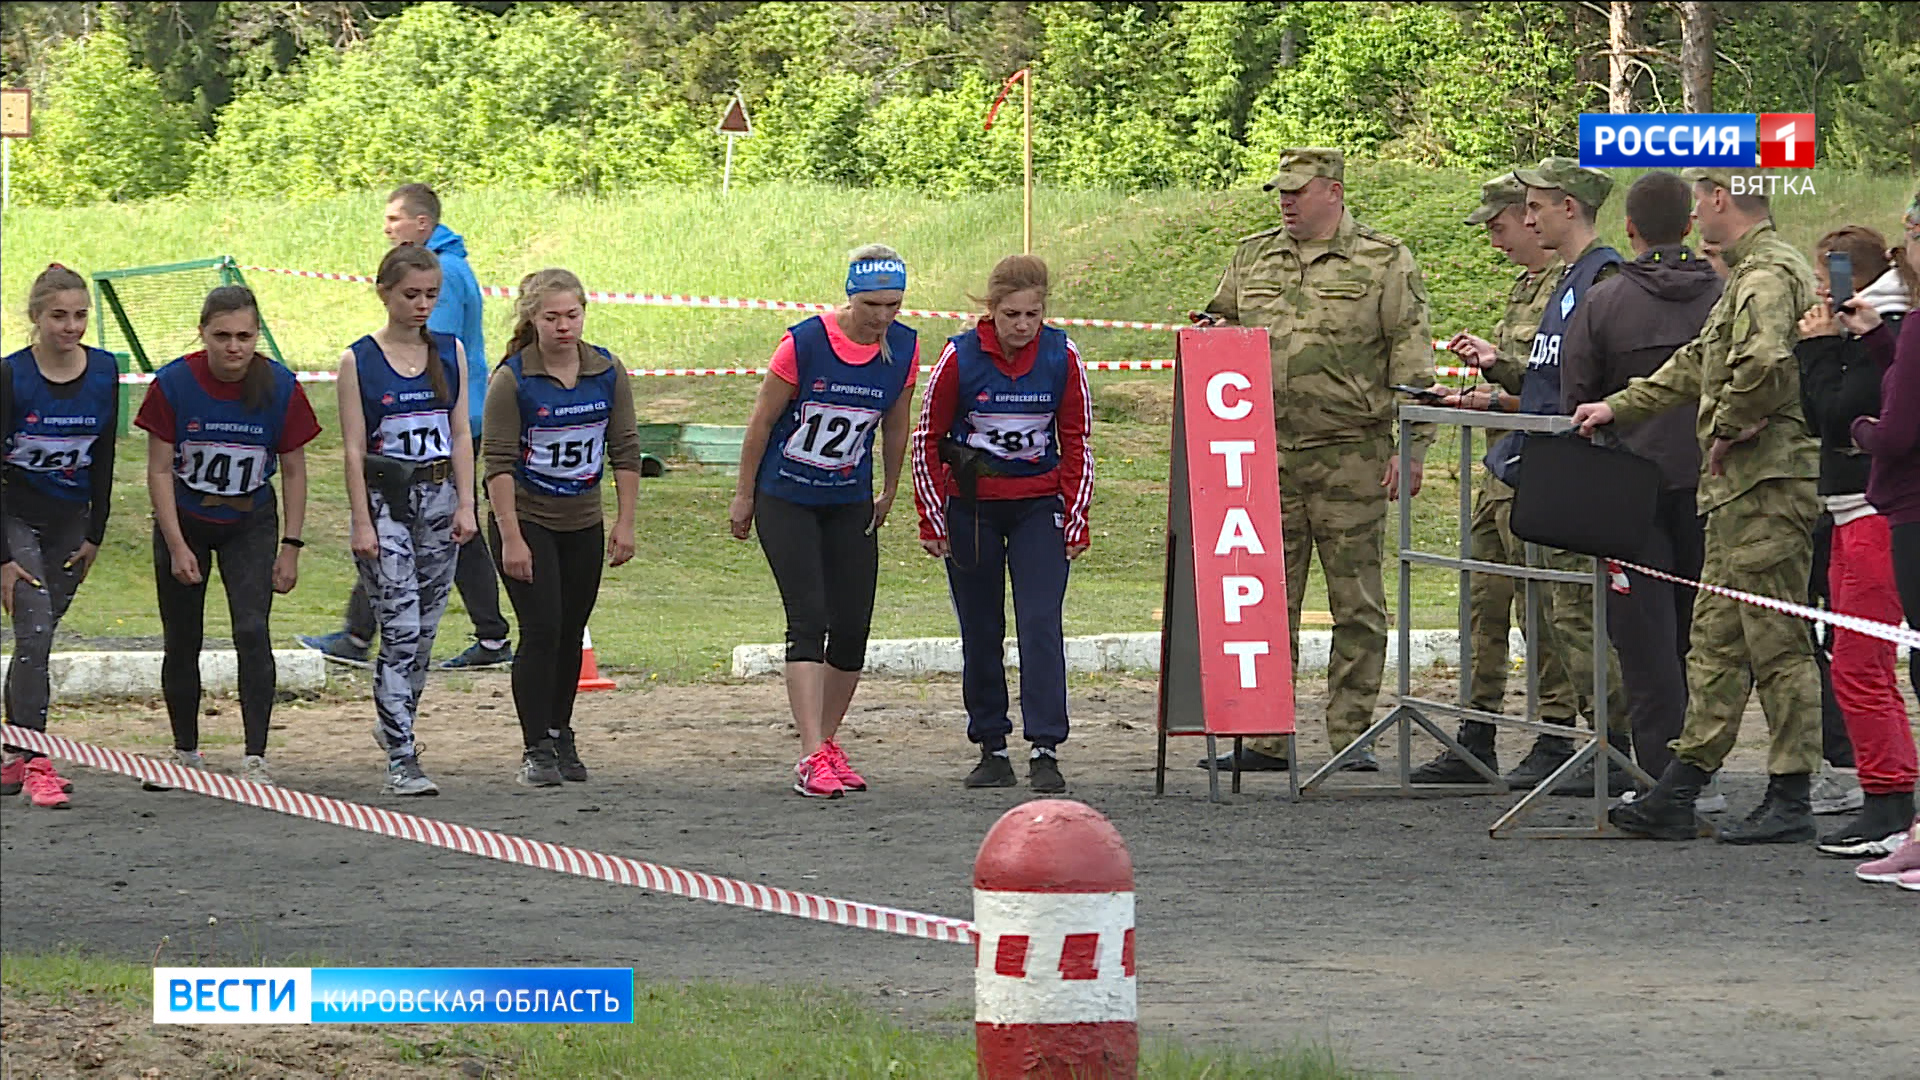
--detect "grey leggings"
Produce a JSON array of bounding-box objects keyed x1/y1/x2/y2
[
  {"x1": 358, "y1": 480, "x2": 460, "y2": 758},
  {"x1": 3, "y1": 503, "x2": 91, "y2": 748}
]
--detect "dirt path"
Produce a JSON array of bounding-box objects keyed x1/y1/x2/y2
[{"x1": 3, "y1": 671, "x2": 1915, "y2": 1079}]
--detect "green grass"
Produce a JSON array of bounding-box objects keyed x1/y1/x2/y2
[
  {"x1": 2, "y1": 950, "x2": 1374, "y2": 1079},
  {"x1": 4, "y1": 173, "x2": 1912, "y2": 676}
]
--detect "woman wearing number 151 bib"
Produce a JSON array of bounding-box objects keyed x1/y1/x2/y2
[
  {"x1": 134, "y1": 286, "x2": 320, "y2": 789},
  {"x1": 730, "y1": 244, "x2": 920, "y2": 800}
]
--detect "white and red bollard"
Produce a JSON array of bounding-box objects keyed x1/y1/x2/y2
[{"x1": 973, "y1": 799, "x2": 1136, "y2": 1079}]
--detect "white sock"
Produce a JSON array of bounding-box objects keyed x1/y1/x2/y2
[
  {"x1": 547, "y1": 728, "x2": 563, "y2": 741},
  {"x1": 1031, "y1": 746, "x2": 1057, "y2": 760},
  {"x1": 989, "y1": 747, "x2": 1010, "y2": 759},
  {"x1": 481, "y1": 639, "x2": 507, "y2": 651}
]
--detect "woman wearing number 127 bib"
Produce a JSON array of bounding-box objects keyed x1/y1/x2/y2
[
  {"x1": 483, "y1": 269, "x2": 641, "y2": 790},
  {"x1": 911, "y1": 255, "x2": 1093, "y2": 793},
  {"x1": 135, "y1": 286, "x2": 320, "y2": 789},
  {"x1": 336, "y1": 244, "x2": 478, "y2": 798},
  {"x1": 730, "y1": 244, "x2": 920, "y2": 799}
]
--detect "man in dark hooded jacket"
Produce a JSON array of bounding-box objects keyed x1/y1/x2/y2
[{"x1": 1560, "y1": 170, "x2": 1722, "y2": 782}]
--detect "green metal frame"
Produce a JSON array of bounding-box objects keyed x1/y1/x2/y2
[{"x1": 91, "y1": 255, "x2": 287, "y2": 373}]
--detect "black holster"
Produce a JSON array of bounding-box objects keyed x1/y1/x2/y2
[
  {"x1": 364, "y1": 453, "x2": 418, "y2": 525},
  {"x1": 938, "y1": 438, "x2": 999, "y2": 502}
]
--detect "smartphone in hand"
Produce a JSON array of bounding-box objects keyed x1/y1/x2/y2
[
  {"x1": 1827, "y1": 251, "x2": 1854, "y2": 310},
  {"x1": 1391, "y1": 383, "x2": 1446, "y2": 404}
]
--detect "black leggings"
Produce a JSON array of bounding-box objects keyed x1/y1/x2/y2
[
  {"x1": 1893, "y1": 522, "x2": 1920, "y2": 693},
  {"x1": 154, "y1": 508, "x2": 279, "y2": 757},
  {"x1": 489, "y1": 516, "x2": 603, "y2": 749},
  {"x1": 755, "y1": 493, "x2": 876, "y2": 670}
]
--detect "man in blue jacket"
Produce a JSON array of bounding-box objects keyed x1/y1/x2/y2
[{"x1": 300, "y1": 183, "x2": 514, "y2": 669}]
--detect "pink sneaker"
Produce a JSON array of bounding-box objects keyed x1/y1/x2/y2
[
  {"x1": 793, "y1": 749, "x2": 846, "y2": 799},
  {"x1": 0, "y1": 752, "x2": 23, "y2": 796},
  {"x1": 822, "y1": 739, "x2": 867, "y2": 792},
  {"x1": 1855, "y1": 828, "x2": 1919, "y2": 884},
  {"x1": 1900, "y1": 870, "x2": 1920, "y2": 892},
  {"x1": 21, "y1": 758, "x2": 70, "y2": 809}
]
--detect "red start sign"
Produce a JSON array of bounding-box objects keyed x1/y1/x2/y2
[{"x1": 1156, "y1": 328, "x2": 1295, "y2": 739}]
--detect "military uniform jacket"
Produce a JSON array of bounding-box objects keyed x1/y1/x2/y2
[
  {"x1": 1606, "y1": 222, "x2": 1819, "y2": 514},
  {"x1": 1206, "y1": 210, "x2": 1435, "y2": 451},
  {"x1": 1478, "y1": 258, "x2": 1562, "y2": 479}
]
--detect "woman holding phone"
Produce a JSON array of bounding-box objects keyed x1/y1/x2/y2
[
  {"x1": 135, "y1": 286, "x2": 319, "y2": 788},
  {"x1": 337, "y1": 243, "x2": 477, "y2": 796}
]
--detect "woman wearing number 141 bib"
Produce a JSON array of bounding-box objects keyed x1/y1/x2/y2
[
  {"x1": 483, "y1": 269, "x2": 641, "y2": 789},
  {"x1": 730, "y1": 244, "x2": 920, "y2": 799},
  {"x1": 911, "y1": 255, "x2": 1093, "y2": 793},
  {"x1": 134, "y1": 287, "x2": 320, "y2": 789},
  {"x1": 337, "y1": 244, "x2": 479, "y2": 797}
]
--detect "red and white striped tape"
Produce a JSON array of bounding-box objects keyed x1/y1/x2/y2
[
  {"x1": 116, "y1": 360, "x2": 1477, "y2": 382},
  {"x1": 1618, "y1": 560, "x2": 1920, "y2": 649},
  {"x1": 0, "y1": 724, "x2": 977, "y2": 946}
]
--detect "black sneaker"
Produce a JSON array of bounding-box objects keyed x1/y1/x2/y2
[
  {"x1": 1337, "y1": 749, "x2": 1380, "y2": 773},
  {"x1": 1029, "y1": 751, "x2": 1066, "y2": 793},
  {"x1": 965, "y1": 749, "x2": 1017, "y2": 788},
  {"x1": 517, "y1": 740, "x2": 564, "y2": 788},
  {"x1": 1503, "y1": 737, "x2": 1574, "y2": 790},
  {"x1": 554, "y1": 729, "x2": 588, "y2": 782},
  {"x1": 441, "y1": 641, "x2": 513, "y2": 670}
]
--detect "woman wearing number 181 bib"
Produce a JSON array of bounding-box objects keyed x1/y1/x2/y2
[
  {"x1": 483, "y1": 269, "x2": 641, "y2": 789},
  {"x1": 911, "y1": 255, "x2": 1093, "y2": 793},
  {"x1": 730, "y1": 244, "x2": 920, "y2": 799},
  {"x1": 135, "y1": 287, "x2": 320, "y2": 789},
  {"x1": 337, "y1": 243, "x2": 478, "y2": 797}
]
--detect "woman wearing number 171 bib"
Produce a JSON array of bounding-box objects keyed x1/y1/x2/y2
[
  {"x1": 135, "y1": 286, "x2": 320, "y2": 789},
  {"x1": 730, "y1": 244, "x2": 920, "y2": 799},
  {"x1": 336, "y1": 244, "x2": 479, "y2": 797},
  {"x1": 483, "y1": 269, "x2": 642, "y2": 789},
  {"x1": 910, "y1": 255, "x2": 1093, "y2": 793}
]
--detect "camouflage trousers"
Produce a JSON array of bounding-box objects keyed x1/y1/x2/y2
[
  {"x1": 357, "y1": 480, "x2": 461, "y2": 759},
  {"x1": 1673, "y1": 478, "x2": 1823, "y2": 775},
  {"x1": 1248, "y1": 436, "x2": 1390, "y2": 756},
  {"x1": 1468, "y1": 471, "x2": 1624, "y2": 731}
]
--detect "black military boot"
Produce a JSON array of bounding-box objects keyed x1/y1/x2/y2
[
  {"x1": 1409, "y1": 721, "x2": 1499, "y2": 784},
  {"x1": 1609, "y1": 759, "x2": 1713, "y2": 840},
  {"x1": 1717, "y1": 773, "x2": 1817, "y2": 845},
  {"x1": 1549, "y1": 730, "x2": 1637, "y2": 798},
  {"x1": 1816, "y1": 791, "x2": 1918, "y2": 858},
  {"x1": 1502, "y1": 723, "x2": 1575, "y2": 790}
]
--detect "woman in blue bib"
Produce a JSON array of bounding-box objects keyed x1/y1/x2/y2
[
  {"x1": 910, "y1": 255, "x2": 1094, "y2": 793},
  {"x1": 482, "y1": 269, "x2": 642, "y2": 788},
  {"x1": 1, "y1": 265, "x2": 119, "y2": 809},
  {"x1": 730, "y1": 244, "x2": 920, "y2": 799},
  {"x1": 336, "y1": 244, "x2": 478, "y2": 797},
  {"x1": 135, "y1": 287, "x2": 320, "y2": 789}
]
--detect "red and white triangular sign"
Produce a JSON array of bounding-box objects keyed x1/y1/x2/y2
[{"x1": 717, "y1": 95, "x2": 752, "y2": 136}]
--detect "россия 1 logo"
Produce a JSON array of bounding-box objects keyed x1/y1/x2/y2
[{"x1": 1580, "y1": 113, "x2": 1816, "y2": 194}]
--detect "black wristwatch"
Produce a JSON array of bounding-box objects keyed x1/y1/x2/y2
[{"x1": 280, "y1": 537, "x2": 305, "y2": 549}]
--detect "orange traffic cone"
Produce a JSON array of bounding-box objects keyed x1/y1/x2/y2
[{"x1": 577, "y1": 626, "x2": 616, "y2": 692}]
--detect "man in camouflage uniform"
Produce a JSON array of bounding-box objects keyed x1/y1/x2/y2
[
  {"x1": 1574, "y1": 167, "x2": 1823, "y2": 843},
  {"x1": 1408, "y1": 173, "x2": 1577, "y2": 783},
  {"x1": 1449, "y1": 159, "x2": 1632, "y2": 794},
  {"x1": 1195, "y1": 148, "x2": 1435, "y2": 771}
]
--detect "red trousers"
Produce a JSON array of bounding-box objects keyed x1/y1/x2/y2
[{"x1": 1829, "y1": 514, "x2": 1917, "y2": 794}]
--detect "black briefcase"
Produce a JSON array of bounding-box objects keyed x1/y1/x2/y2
[{"x1": 1508, "y1": 432, "x2": 1660, "y2": 560}]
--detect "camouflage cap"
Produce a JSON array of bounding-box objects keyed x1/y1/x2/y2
[
  {"x1": 1681, "y1": 166, "x2": 1762, "y2": 192},
  {"x1": 1465, "y1": 173, "x2": 1527, "y2": 226},
  {"x1": 1263, "y1": 148, "x2": 1344, "y2": 193},
  {"x1": 1514, "y1": 156, "x2": 1615, "y2": 210}
]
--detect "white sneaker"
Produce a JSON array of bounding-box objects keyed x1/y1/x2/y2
[
  {"x1": 1811, "y1": 767, "x2": 1863, "y2": 815},
  {"x1": 142, "y1": 749, "x2": 204, "y2": 792},
  {"x1": 241, "y1": 755, "x2": 276, "y2": 786},
  {"x1": 1696, "y1": 773, "x2": 1728, "y2": 814}
]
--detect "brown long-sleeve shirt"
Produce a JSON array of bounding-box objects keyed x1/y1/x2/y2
[{"x1": 482, "y1": 342, "x2": 641, "y2": 532}]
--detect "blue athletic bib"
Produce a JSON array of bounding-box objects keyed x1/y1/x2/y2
[
  {"x1": 353, "y1": 332, "x2": 459, "y2": 462},
  {"x1": 3, "y1": 346, "x2": 117, "y2": 502},
  {"x1": 155, "y1": 356, "x2": 297, "y2": 522},
  {"x1": 758, "y1": 317, "x2": 916, "y2": 505},
  {"x1": 945, "y1": 326, "x2": 1070, "y2": 478},
  {"x1": 506, "y1": 347, "x2": 620, "y2": 498}
]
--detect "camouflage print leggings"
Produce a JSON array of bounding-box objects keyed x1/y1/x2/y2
[{"x1": 358, "y1": 480, "x2": 460, "y2": 759}]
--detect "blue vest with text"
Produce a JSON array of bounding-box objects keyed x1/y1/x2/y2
[
  {"x1": 945, "y1": 326, "x2": 1070, "y2": 479},
  {"x1": 3, "y1": 346, "x2": 117, "y2": 502},
  {"x1": 353, "y1": 333, "x2": 460, "y2": 462},
  {"x1": 157, "y1": 356, "x2": 297, "y2": 523},
  {"x1": 506, "y1": 347, "x2": 620, "y2": 498},
  {"x1": 1487, "y1": 244, "x2": 1623, "y2": 485},
  {"x1": 758, "y1": 316, "x2": 916, "y2": 505}
]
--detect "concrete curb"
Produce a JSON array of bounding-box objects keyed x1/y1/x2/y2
[
  {"x1": 731, "y1": 629, "x2": 1529, "y2": 679},
  {"x1": 0, "y1": 649, "x2": 328, "y2": 700}
]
